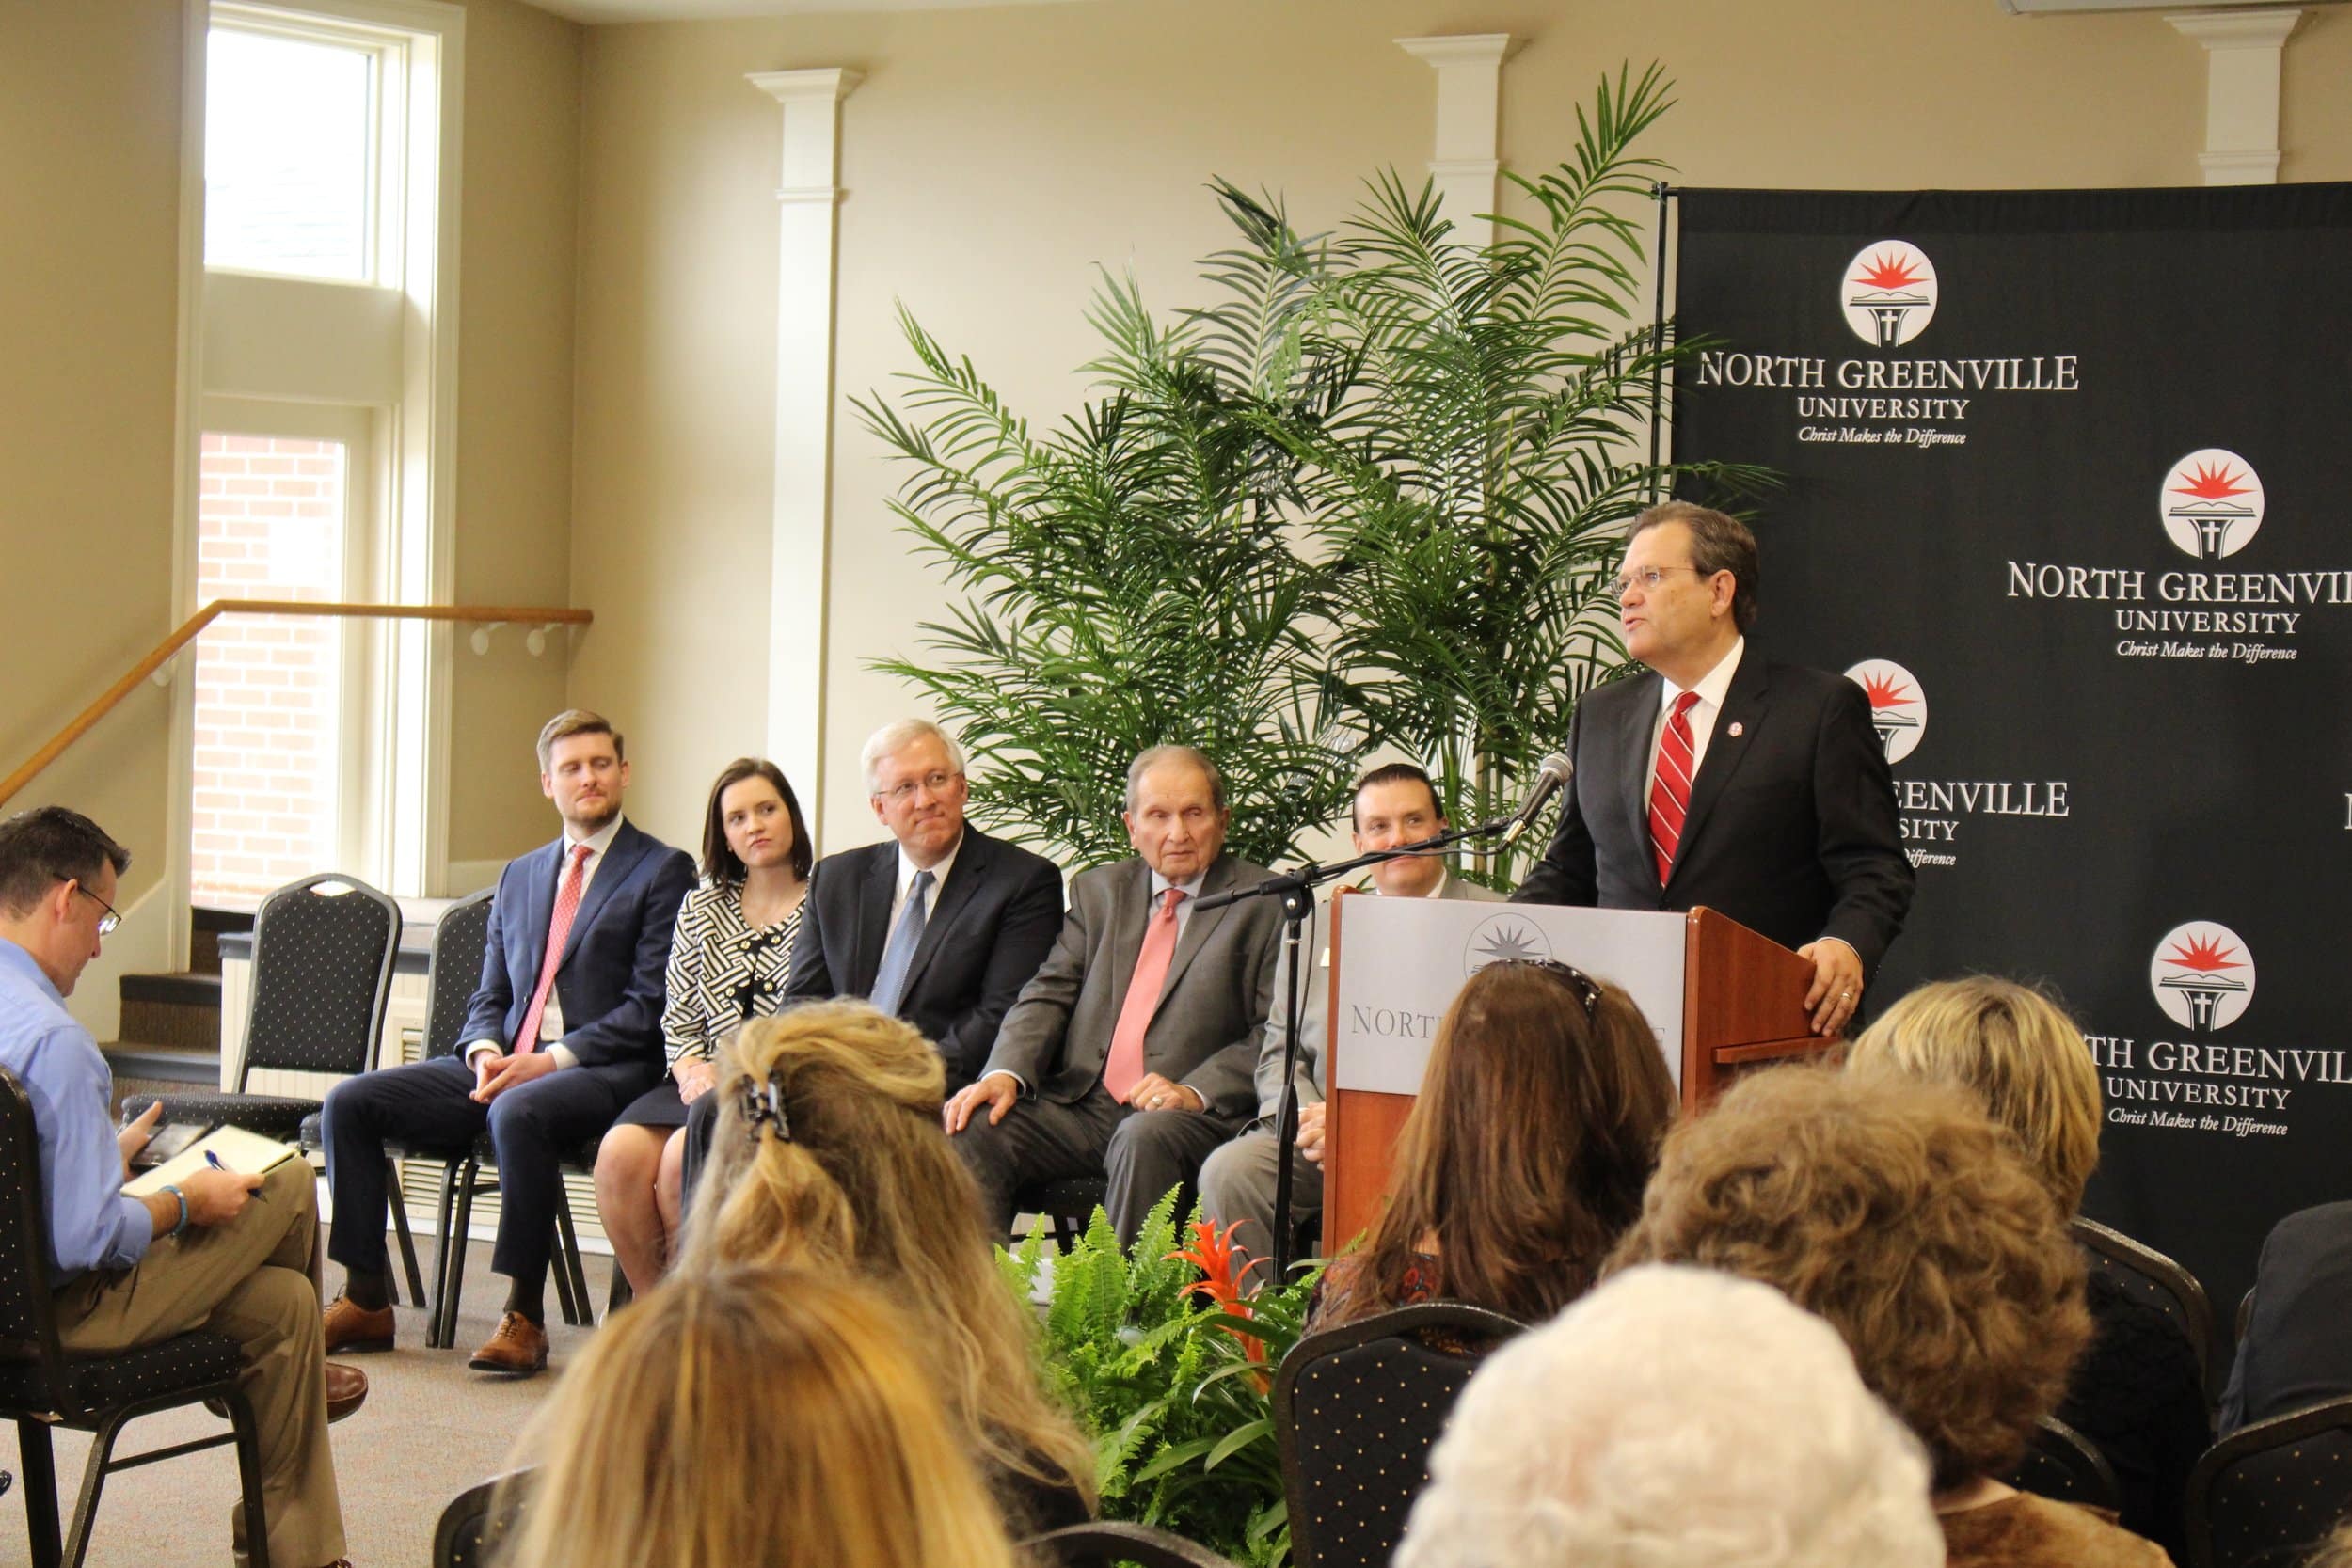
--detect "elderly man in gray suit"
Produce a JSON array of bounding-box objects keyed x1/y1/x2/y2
[
  {"x1": 946, "y1": 745, "x2": 1284, "y2": 1243},
  {"x1": 1200, "y1": 763, "x2": 1502, "y2": 1285}
]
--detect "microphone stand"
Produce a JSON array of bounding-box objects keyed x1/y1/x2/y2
[{"x1": 1194, "y1": 813, "x2": 1525, "y2": 1283}]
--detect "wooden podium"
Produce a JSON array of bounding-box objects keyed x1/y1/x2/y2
[{"x1": 1322, "y1": 894, "x2": 1830, "y2": 1249}]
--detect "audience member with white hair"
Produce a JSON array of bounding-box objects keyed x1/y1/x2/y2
[{"x1": 1393, "y1": 1263, "x2": 1944, "y2": 1568}]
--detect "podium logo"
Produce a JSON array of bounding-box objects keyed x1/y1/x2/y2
[
  {"x1": 2149, "y1": 922, "x2": 2256, "y2": 1033},
  {"x1": 2160, "y1": 450, "x2": 2265, "y2": 562},
  {"x1": 1845, "y1": 659, "x2": 1927, "y2": 765},
  {"x1": 1842, "y1": 241, "x2": 1938, "y2": 349},
  {"x1": 1463, "y1": 912, "x2": 1554, "y2": 978}
]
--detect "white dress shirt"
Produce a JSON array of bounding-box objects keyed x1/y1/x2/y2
[
  {"x1": 1645, "y1": 637, "x2": 1746, "y2": 800},
  {"x1": 887, "y1": 831, "x2": 962, "y2": 930},
  {"x1": 464, "y1": 813, "x2": 627, "y2": 1069}
]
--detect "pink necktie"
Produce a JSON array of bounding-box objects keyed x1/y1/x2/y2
[
  {"x1": 1104, "y1": 887, "x2": 1184, "y2": 1105},
  {"x1": 1648, "y1": 690, "x2": 1702, "y2": 887},
  {"x1": 515, "y1": 844, "x2": 591, "y2": 1053}
]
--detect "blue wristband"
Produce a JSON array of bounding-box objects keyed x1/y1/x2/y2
[{"x1": 160, "y1": 1183, "x2": 189, "y2": 1239}]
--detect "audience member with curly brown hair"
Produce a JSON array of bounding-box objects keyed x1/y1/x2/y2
[
  {"x1": 500, "y1": 1265, "x2": 1029, "y2": 1568},
  {"x1": 1611, "y1": 1067, "x2": 2169, "y2": 1568},
  {"x1": 1310, "y1": 958, "x2": 1676, "y2": 1333},
  {"x1": 680, "y1": 1002, "x2": 1094, "y2": 1536},
  {"x1": 1850, "y1": 976, "x2": 2208, "y2": 1559}
]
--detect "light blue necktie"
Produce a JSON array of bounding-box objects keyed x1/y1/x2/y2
[{"x1": 867, "y1": 868, "x2": 934, "y2": 1017}]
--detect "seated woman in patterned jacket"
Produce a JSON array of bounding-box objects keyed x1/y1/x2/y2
[{"x1": 593, "y1": 757, "x2": 810, "y2": 1295}]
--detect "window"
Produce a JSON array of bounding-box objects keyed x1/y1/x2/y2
[
  {"x1": 192, "y1": 431, "x2": 353, "y2": 905},
  {"x1": 203, "y1": 27, "x2": 375, "y2": 282},
  {"x1": 182, "y1": 0, "x2": 463, "y2": 909}
]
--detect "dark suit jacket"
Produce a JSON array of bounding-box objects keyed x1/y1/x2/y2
[
  {"x1": 981, "y1": 851, "x2": 1284, "y2": 1121},
  {"x1": 782, "y1": 824, "x2": 1064, "y2": 1085},
  {"x1": 2221, "y1": 1201, "x2": 2352, "y2": 1433},
  {"x1": 461, "y1": 818, "x2": 698, "y2": 1087},
  {"x1": 1514, "y1": 653, "x2": 1914, "y2": 978}
]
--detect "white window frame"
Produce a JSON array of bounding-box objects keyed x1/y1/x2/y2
[{"x1": 169, "y1": 0, "x2": 462, "y2": 941}]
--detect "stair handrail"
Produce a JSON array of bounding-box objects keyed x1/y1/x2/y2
[{"x1": 0, "y1": 599, "x2": 593, "y2": 813}]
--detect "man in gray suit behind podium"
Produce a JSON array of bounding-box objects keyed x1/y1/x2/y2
[
  {"x1": 1199, "y1": 762, "x2": 1502, "y2": 1284},
  {"x1": 946, "y1": 745, "x2": 1284, "y2": 1243}
]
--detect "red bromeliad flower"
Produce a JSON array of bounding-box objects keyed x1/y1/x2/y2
[{"x1": 1168, "y1": 1218, "x2": 1267, "y2": 1370}]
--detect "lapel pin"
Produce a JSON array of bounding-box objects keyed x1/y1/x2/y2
[{"x1": 1727, "y1": 721, "x2": 1744, "y2": 737}]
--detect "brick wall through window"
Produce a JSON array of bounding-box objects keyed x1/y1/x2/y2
[{"x1": 192, "y1": 433, "x2": 346, "y2": 909}]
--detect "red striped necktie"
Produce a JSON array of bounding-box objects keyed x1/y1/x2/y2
[{"x1": 1648, "y1": 690, "x2": 1702, "y2": 887}]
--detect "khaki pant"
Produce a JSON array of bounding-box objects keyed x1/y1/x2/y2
[{"x1": 53, "y1": 1159, "x2": 346, "y2": 1568}]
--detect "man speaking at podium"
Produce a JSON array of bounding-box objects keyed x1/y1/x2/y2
[{"x1": 1513, "y1": 501, "x2": 1913, "y2": 1036}]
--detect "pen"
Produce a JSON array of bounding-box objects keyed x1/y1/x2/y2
[{"x1": 205, "y1": 1150, "x2": 232, "y2": 1174}]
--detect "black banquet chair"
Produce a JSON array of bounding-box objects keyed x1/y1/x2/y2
[
  {"x1": 1026, "y1": 1521, "x2": 1244, "y2": 1567},
  {"x1": 0, "y1": 1069, "x2": 273, "y2": 1568},
  {"x1": 2002, "y1": 1414, "x2": 2122, "y2": 1512},
  {"x1": 1274, "y1": 1301, "x2": 1526, "y2": 1568},
  {"x1": 152, "y1": 872, "x2": 401, "y2": 1140},
  {"x1": 2185, "y1": 1396, "x2": 2352, "y2": 1568},
  {"x1": 2074, "y1": 1214, "x2": 2223, "y2": 1400},
  {"x1": 432, "y1": 1468, "x2": 535, "y2": 1568}
]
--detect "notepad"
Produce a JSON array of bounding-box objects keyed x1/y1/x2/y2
[{"x1": 124, "y1": 1125, "x2": 304, "y2": 1196}]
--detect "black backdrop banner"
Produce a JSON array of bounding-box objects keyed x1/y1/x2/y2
[{"x1": 1670, "y1": 183, "x2": 2352, "y2": 1313}]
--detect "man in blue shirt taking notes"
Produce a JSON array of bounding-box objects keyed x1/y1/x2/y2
[{"x1": 0, "y1": 806, "x2": 362, "y2": 1568}]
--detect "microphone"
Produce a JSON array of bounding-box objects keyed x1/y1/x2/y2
[{"x1": 1500, "y1": 752, "x2": 1575, "y2": 848}]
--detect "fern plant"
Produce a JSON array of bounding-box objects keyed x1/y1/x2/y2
[{"x1": 1006, "y1": 1191, "x2": 1320, "y2": 1566}]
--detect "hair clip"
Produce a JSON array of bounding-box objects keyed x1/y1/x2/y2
[{"x1": 737, "y1": 1068, "x2": 792, "y2": 1145}]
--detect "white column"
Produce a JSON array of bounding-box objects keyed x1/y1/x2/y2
[
  {"x1": 1394, "y1": 34, "x2": 1520, "y2": 247},
  {"x1": 2167, "y1": 8, "x2": 2303, "y2": 185},
  {"x1": 748, "y1": 67, "x2": 861, "y2": 838}
]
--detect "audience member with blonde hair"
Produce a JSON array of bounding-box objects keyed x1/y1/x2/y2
[
  {"x1": 1393, "y1": 1264, "x2": 1945, "y2": 1568},
  {"x1": 1851, "y1": 976, "x2": 2208, "y2": 1559},
  {"x1": 500, "y1": 1265, "x2": 1028, "y2": 1568},
  {"x1": 1612, "y1": 1068, "x2": 2169, "y2": 1568},
  {"x1": 1311, "y1": 958, "x2": 1676, "y2": 1332},
  {"x1": 681, "y1": 1002, "x2": 1094, "y2": 1533}
]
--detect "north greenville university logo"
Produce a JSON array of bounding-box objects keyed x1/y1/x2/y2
[
  {"x1": 1463, "y1": 912, "x2": 1553, "y2": 979},
  {"x1": 2149, "y1": 922, "x2": 2256, "y2": 1033},
  {"x1": 1844, "y1": 659, "x2": 1927, "y2": 765},
  {"x1": 2160, "y1": 449, "x2": 2265, "y2": 562},
  {"x1": 1842, "y1": 241, "x2": 1938, "y2": 349}
]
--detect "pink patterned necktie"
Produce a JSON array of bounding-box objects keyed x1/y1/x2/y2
[
  {"x1": 1104, "y1": 887, "x2": 1184, "y2": 1104},
  {"x1": 1648, "y1": 690, "x2": 1702, "y2": 887},
  {"x1": 515, "y1": 843, "x2": 592, "y2": 1053}
]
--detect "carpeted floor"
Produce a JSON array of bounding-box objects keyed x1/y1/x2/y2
[{"x1": 0, "y1": 1243, "x2": 612, "y2": 1568}]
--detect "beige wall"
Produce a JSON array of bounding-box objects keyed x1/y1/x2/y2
[
  {"x1": 447, "y1": 0, "x2": 589, "y2": 869},
  {"x1": 571, "y1": 0, "x2": 2352, "y2": 861},
  {"x1": 0, "y1": 0, "x2": 186, "y2": 914},
  {"x1": 2, "y1": 0, "x2": 581, "y2": 1025}
]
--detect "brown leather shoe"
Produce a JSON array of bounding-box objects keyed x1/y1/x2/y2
[
  {"x1": 325, "y1": 1361, "x2": 368, "y2": 1424},
  {"x1": 321, "y1": 1293, "x2": 395, "y2": 1354},
  {"x1": 469, "y1": 1311, "x2": 549, "y2": 1376}
]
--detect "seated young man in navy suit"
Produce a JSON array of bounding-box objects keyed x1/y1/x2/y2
[{"x1": 320, "y1": 710, "x2": 694, "y2": 1375}]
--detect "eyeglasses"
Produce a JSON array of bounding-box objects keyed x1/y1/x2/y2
[
  {"x1": 875, "y1": 769, "x2": 962, "y2": 806},
  {"x1": 1608, "y1": 563, "x2": 1708, "y2": 599},
  {"x1": 738, "y1": 1069, "x2": 793, "y2": 1145},
  {"x1": 1491, "y1": 958, "x2": 1601, "y2": 1021},
  {"x1": 73, "y1": 884, "x2": 121, "y2": 938}
]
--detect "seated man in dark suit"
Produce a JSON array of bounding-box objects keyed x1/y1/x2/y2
[
  {"x1": 1200, "y1": 762, "x2": 1502, "y2": 1284},
  {"x1": 946, "y1": 745, "x2": 1283, "y2": 1244},
  {"x1": 2221, "y1": 1201, "x2": 2352, "y2": 1433},
  {"x1": 320, "y1": 710, "x2": 694, "y2": 1375},
  {"x1": 1514, "y1": 501, "x2": 1913, "y2": 1036},
  {"x1": 676, "y1": 718, "x2": 1062, "y2": 1203}
]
